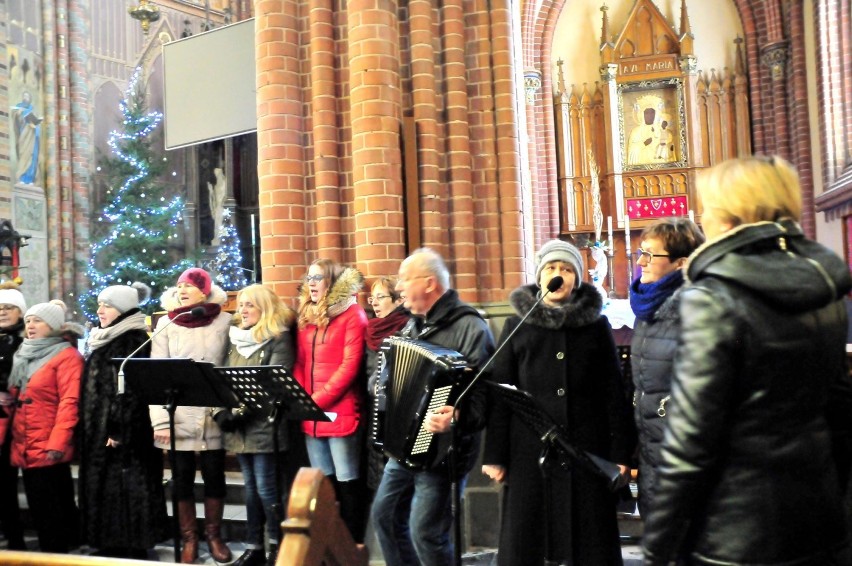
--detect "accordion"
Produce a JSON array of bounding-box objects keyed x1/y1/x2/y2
[{"x1": 372, "y1": 336, "x2": 469, "y2": 470}]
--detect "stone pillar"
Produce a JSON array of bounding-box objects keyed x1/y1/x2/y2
[
  {"x1": 255, "y1": 0, "x2": 308, "y2": 298},
  {"x1": 349, "y1": 0, "x2": 406, "y2": 278}
]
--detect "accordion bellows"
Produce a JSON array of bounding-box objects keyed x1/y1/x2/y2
[{"x1": 372, "y1": 336, "x2": 469, "y2": 470}]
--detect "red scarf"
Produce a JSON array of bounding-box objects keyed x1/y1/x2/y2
[
  {"x1": 168, "y1": 302, "x2": 223, "y2": 328},
  {"x1": 365, "y1": 306, "x2": 410, "y2": 351}
]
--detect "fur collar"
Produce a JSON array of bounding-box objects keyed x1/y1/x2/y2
[
  {"x1": 509, "y1": 283, "x2": 603, "y2": 330},
  {"x1": 159, "y1": 284, "x2": 228, "y2": 312},
  {"x1": 298, "y1": 266, "x2": 364, "y2": 319}
]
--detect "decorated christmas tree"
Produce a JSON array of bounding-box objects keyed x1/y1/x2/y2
[
  {"x1": 213, "y1": 208, "x2": 248, "y2": 291},
  {"x1": 79, "y1": 67, "x2": 193, "y2": 321}
]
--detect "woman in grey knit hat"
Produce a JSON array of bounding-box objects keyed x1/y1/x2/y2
[{"x1": 481, "y1": 239, "x2": 636, "y2": 566}]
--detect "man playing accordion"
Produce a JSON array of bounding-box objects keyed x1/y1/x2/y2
[{"x1": 371, "y1": 247, "x2": 495, "y2": 566}]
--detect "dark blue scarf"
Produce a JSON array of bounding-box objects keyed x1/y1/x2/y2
[{"x1": 630, "y1": 269, "x2": 684, "y2": 322}]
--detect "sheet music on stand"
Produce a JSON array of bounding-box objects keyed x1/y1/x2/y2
[
  {"x1": 213, "y1": 365, "x2": 330, "y2": 423},
  {"x1": 484, "y1": 380, "x2": 622, "y2": 491}
]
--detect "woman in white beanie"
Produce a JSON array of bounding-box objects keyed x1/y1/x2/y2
[
  {"x1": 77, "y1": 282, "x2": 167, "y2": 559},
  {"x1": 0, "y1": 302, "x2": 84, "y2": 552},
  {"x1": 481, "y1": 239, "x2": 636, "y2": 566},
  {"x1": 150, "y1": 267, "x2": 233, "y2": 563},
  {"x1": 0, "y1": 284, "x2": 27, "y2": 550}
]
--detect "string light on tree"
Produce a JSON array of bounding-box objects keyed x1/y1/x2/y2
[
  {"x1": 79, "y1": 66, "x2": 193, "y2": 321},
  {"x1": 213, "y1": 208, "x2": 248, "y2": 291}
]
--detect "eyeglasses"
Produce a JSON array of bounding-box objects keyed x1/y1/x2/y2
[
  {"x1": 368, "y1": 294, "x2": 392, "y2": 305},
  {"x1": 304, "y1": 274, "x2": 325, "y2": 283},
  {"x1": 634, "y1": 248, "x2": 671, "y2": 262}
]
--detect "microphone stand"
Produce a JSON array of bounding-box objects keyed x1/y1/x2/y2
[
  {"x1": 117, "y1": 306, "x2": 205, "y2": 395},
  {"x1": 448, "y1": 276, "x2": 564, "y2": 566}
]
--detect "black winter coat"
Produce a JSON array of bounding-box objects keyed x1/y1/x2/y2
[
  {"x1": 78, "y1": 324, "x2": 167, "y2": 550},
  {"x1": 0, "y1": 321, "x2": 24, "y2": 391},
  {"x1": 483, "y1": 283, "x2": 636, "y2": 566},
  {"x1": 223, "y1": 331, "x2": 296, "y2": 453},
  {"x1": 398, "y1": 289, "x2": 495, "y2": 476},
  {"x1": 630, "y1": 288, "x2": 681, "y2": 516},
  {"x1": 642, "y1": 220, "x2": 852, "y2": 566}
]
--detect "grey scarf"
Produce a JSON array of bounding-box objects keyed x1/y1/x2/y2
[
  {"x1": 9, "y1": 336, "x2": 70, "y2": 395},
  {"x1": 87, "y1": 311, "x2": 149, "y2": 353}
]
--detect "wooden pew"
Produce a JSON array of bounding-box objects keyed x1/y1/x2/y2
[{"x1": 275, "y1": 467, "x2": 369, "y2": 566}]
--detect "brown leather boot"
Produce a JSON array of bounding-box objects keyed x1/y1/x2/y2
[
  {"x1": 178, "y1": 500, "x2": 199, "y2": 564},
  {"x1": 204, "y1": 497, "x2": 232, "y2": 563}
]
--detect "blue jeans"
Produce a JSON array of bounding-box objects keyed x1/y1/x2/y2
[
  {"x1": 304, "y1": 434, "x2": 361, "y2": 481},
  {"x1": 371, "y1": 459, "x2": 466, "y2": 566},
  {"x1": 237, "y1": 453, "x2": 281, "y2": 546}
]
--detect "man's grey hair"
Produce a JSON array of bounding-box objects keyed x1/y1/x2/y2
[{"x1": 410, "y1": 247, "x2": 451, "y2": 291}]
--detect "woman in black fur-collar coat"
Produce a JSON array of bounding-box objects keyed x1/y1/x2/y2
[
  {"x1": 78, "y1": 283, "x2": 167, "y2": 558},
  {"x1": 482, "y1": 240, "x2": 636, "y2": 566}
]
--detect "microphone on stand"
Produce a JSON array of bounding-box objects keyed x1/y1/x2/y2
[
  {"x1": 454, "y1": 275, "x2": 564, "y2": 407},
  {"x1": 448, "y1": 275, "x2": 563, "y2": 566},
  {"x1": 117, "y1": 306, "x2": 207, "y2": 395}
]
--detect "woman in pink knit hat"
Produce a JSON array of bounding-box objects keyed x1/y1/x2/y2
[{"x1": 149, "y1": 267, "x2": 233, "y2": 563}]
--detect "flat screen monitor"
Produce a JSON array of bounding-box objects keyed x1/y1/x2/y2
[{"x1": 162, "y1": 18, "x2": 256, "y2": 150}]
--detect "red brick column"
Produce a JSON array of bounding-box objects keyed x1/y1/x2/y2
[
  {"x1": 349, "y1": 0, "x2": 406, "y2": 279},
  {"x1": 409, "y1": 0, "x2": 443, "y2": 252},
  {"x1": 311, "y1": 0, "x2": 343, "y2": 258},
  {"x1": 256, "y1": 0, "x2": 308, "y2": 298},
  {"x1": 442, "y1": 0, "x2": 477, "y2": 292},
  {"x1": 490, "y1": 0, "x2": 525, "y2": 300}
]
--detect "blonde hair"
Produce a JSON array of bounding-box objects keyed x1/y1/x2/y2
[
  {"x1": 297, "y1": 258, "x2": 345, "y2": 330},
  {"x1": 234, "y1": 284, "x2": 296, "y2": 342},
  {"x1": 697, "y1": 156, "x2": 802, "y2": 227}
]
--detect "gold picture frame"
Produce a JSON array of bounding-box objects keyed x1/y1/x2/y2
[{"x1": 618, "y1": 78, "x2": 687, "y2": 171}]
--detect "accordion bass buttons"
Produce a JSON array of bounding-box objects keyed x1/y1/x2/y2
[{"x1": 556, "y1": 351, "x2": 565, "y2": 360}]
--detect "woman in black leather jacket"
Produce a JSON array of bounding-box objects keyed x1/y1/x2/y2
[
  {"x1": 629, "y1": 218, "x2": 704, "y2": 517},
  {"x1": 642, "y1": 156, "x2": 852, "y2": 566}
]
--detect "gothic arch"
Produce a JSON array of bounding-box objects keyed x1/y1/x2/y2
[{"x1": 519, "y1": 0, "x2": 811, "y2": 238}]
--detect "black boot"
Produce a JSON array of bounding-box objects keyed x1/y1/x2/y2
[
  {"x1": 232, "y1": 547, "x2": 266, "y2": 566},
  {"x1": 266, "y1": 543, "x2": 279, "y2": 566},
  {"x1": 336, "y1": 479, "x2": 367, "y2": 544}
]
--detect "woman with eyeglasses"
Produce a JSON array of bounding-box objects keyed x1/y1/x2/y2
[
  {"x1": 364, "y1": 277, "x2": 409, "y2": 497},
  {"x1": 628, "y1": 218, "x2": 704, "y2": 518},
  {"x1": 0, "y1": 285, "x2": 27, "y2": 550},
  {"x1": 642, "y1": 157, "x2": 852, "y2": 566},
  {"x1": 293, "y1": 258, "x2": 368, "y2": 542},
  {"x1": 481, "y1": 239, "x2": 635, "y2": 566}
]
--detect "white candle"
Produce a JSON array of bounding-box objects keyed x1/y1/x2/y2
[
  {"x1": 250, "y1": 213, "x2": 256, "y2": 246},
  {"x1": 688, "y1": 209, "x2": 695, "y2": 222},
  {"x1": 607, "y1": 216, "x2": 613, "y2": 245},
  {"x1": 624, "y1": 213, "x2": 631, "y2": 252}
]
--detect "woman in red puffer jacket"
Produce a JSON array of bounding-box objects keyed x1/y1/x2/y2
[
  {"x1": 294, "y1": 258, "x2": 367, "y2": 542},
  {"x1": 0, "y1": 302, "x2": 83, "y2": 553}
]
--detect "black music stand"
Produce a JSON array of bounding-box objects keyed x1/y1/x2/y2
[
  {"x1": 122, "y1": 358, "x2": 239, "y2": 563},
  {"x1": 213, "y1": 365, "x2": 330, "y2": 520},
  {"x1": 484, "y1": 380, "x2": 623, "y2": 566}
]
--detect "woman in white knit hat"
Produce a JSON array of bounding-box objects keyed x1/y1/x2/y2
[
  {"x1": 0, "y1": 301, "x2": 84, "y2": 553},
  {"x1": 0, "y1": 284, "x2": 27, "y2": 550},
  {"x1": 481, "y1": 239, "x2": 635, "y2": 566},
  {"x1": 77, "y1": 282, "x2": 167, "y2": 559}
]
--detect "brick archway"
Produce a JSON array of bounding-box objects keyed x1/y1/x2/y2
[{"x1": 521, "y1": 0, "x2": 815, "y2": 238}]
